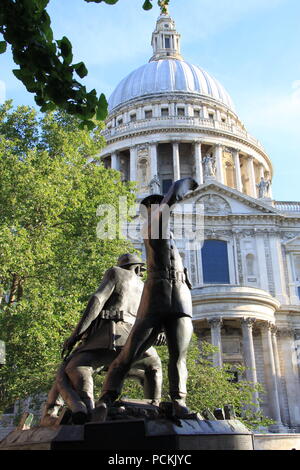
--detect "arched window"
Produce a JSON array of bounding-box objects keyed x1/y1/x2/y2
[{"x1": 201, "y1": 239, "x2": 230, "y2": 284}]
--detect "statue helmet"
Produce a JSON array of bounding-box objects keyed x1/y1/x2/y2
[{"x1": 117, "y1": 253, "x2": 145, "y2": 268}]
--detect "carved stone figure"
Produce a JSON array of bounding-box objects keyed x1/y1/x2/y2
[
  {"x1": 41, "y1": 253, "x2": 162, "y2": 425},
  {"x1": 149, "y1": 174, "x2": 161, "y2": 194},
  {"x1": 94, "y1": 178, "x2": 198, "y2": 422},
  {"x1": 257, "y1": 177, "x2": 271, "y2": 198},
  {"x1": 203, "y1": 153, "x2": 216, "y2": 179},
  {"x1": 197, "y1": 194, "x2": 231, "y2": 215},
  {"x1": 137, "y1": 146, "x2": 150, "y2": 192}
]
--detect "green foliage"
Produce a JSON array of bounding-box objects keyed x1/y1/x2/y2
[
  {"x1": 95, "y1": 335, "x2": 273, "y2": 430},
  {"x1": 0, "y1": 0, "x2": 169, "y2": 127},
  {"x1": 0, "y1": 101, "x2": 136, "y2": 411}
]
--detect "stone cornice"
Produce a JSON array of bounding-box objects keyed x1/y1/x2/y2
[
  {"x1": 108, "y1": 92, "x2": 239, "y2": 120},
  {"x1": 103, "y1": 126, "x2": 271, "y2": 168}
]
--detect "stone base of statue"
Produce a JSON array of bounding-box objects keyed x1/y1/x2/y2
[{"x1": 0, "y1": 400, "x2": 253, "y2": 450}]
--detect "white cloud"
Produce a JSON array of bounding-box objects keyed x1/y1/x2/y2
[{"x1": 0, "y1": 80, "x2": 6, "y2": 103}]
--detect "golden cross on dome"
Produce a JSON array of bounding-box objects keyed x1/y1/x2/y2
[{"x1": 158, "y1": 0, "x2": 169, "y2": 15}]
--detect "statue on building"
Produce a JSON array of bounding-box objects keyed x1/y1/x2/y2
[
  {"x1": 94, "y1": 177, "x2": 198, "y2": 422},
  {"x1": 158, "y1": 0, "x2": 169, "y2": 15},
  {"x1": 40, "y1": 253, "x2": 163, "y2": 426},
  {"x1": 203, "y1": 153, "x2": 216, "y2": 179},
  {"x1": 149, "y1": 174, "x2": 161, "y2": 194},
  {"x1": 257, "y1": 177, "x2": 271, "y2": 198}
]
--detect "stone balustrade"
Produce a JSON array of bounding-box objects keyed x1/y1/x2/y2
[
  {"x1": 275, "y1": 201, "x2": 300, "y2": 212},
  {"x1": 102, "y1": 115, "x2": 264, "y2": 151}
]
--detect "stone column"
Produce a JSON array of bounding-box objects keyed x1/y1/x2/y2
[
  {"x1": 259, "y1": 164, "x2": 265, "y2": 180},
  {"x1": 277, "y1": 328, "x2": 300, "y2": 428},
  {"x1": 111, "y1": 152, "x2": 119, "y2": 171},
  {"x1": 172, "y1": 142, "x2": 180, "y2": 181},
  {"x1": 130, "y1": 146, "x2": 137, "y2": 181},
  {"x1": 241, "y1": 317, "x2": 259, "y2": 411},
  {"x1": 247, "y1": 156, "x2": 257, "y2": 198},
  {"x1": 233, "y1": 149, "x2": 243, "y2": 192},
  {"x1": 214, "y1": 144, "x2": 224, "y2": 184},
  {"x1": 150, "y1": 143, "x2": 158, "y2": 180},
  {"x1": 208, "y1": 317, "x2": 223, "y2": 367},
  {"x1": 194, "y1": 141, "x2": 203, "y2": 185},
  {"x1": 271, "y1": 326, "x2": 288, "y2": 425},
  {"x1": 260, "y1": 322, "x2": 284, "y2": 431}
]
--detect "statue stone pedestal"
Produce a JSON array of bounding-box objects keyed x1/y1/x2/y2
[{"x1": 0, "y1": 401, "x2": 253, "y2": 450}]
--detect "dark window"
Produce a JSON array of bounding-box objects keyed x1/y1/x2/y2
[
  {"x1": 130, "y1": 114, "x2": 136, "y2": 122},
  {"x1": 161, "y1": 108, "x2": 169, "y2": 117},
  {"x1": 165, "y1": 37, "x2": 171, "y2": 48},
  {"x1": 117, "y1": 118, "x2": 123, "y2": 126},
  {"x1": 298, "y1": 286, "x2": 300, "y2": 299},
  {"x1": 145, "y1": 110, "x2": 153, "y2": 119},
  {"x1": 177, "y1": 107, "x2": 185, "y2": 116},
  {"x1": 162, "y1": 179, "x2": 172, "y2": 194},
  {"x1": 194, "y1": 109, "x2": 200, "y2": 117},
  {"x1": 208, "y1": 113, "x2": 214, "y2": 120},
  {"x1": 201, "y1": 239, "x2": 230, "y2": 284}
]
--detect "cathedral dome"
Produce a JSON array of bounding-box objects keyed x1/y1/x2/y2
[{"x1": 108, "y1": 59, "x2": 235, "y2": 112}]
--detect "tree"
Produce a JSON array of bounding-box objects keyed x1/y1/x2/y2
[
  {"x1": 0, "y1": 0, "x2": 170, "y2": 129},
  {"x1": 104, "y1": 336, "x2": 274, "y2": 430},
  {"x1": 0, "y1": 101, "x2": 136, "y2": 411}
]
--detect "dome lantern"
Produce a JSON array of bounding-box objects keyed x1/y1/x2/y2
[{"x1": 149, "y1": 9, "x2": 183, "y2": 62}]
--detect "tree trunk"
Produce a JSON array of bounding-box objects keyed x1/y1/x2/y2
[{"x1": 8, "y1": 274, "x2": 23, "y2": 305}]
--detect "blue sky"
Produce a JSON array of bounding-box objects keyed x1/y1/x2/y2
[{"x1": 1, "y1": 0, "x2": 300, "y2": 201}]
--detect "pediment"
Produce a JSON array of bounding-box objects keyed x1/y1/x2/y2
[
  {"x1": 181, "y1": 181, "x2": 280, "y2": 216},
  {"x1": 284, "y1": 236, "x2": 300, "y2": 252}
]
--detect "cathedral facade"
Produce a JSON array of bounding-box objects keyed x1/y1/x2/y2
[{"x1": 100, "y1": 10, "x2": 300, "y2": 432}]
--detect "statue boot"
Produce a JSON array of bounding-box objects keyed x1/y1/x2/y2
[
  {"x1": 172, "y1": 398, "x2": 190, "y2": 418},
  {"x1": 90, "y1": 391, "x2": 118, "y2": 423}
]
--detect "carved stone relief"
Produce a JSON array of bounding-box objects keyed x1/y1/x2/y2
[
  {"x1": 136, "y1": 145, "x2": 150, "y2": 192},
  {"x1": 235, "y1": 236, "x2": 244, "y2": 284},
  {"x1": 197, "y1": 194, "x2": 232, "y2": 215},
  {"x1": 281, "y1": 232, "x2": 299, "y2": 242},
  {"x1": 189, "y1": 249, "x2": 198, "y2": 286},
  {"x1": 204, "y1": 229, "x2": 232, "y2": 239}
]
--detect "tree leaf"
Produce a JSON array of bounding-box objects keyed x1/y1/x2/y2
[
  {"x1": 74, "y1": 62, "x2": 88, "y2": 79},
  {"x1": 0, "y1": 41, "x2": 7, "y2": 54},
  {"x1": 143, "y1": 0, "x2": 153, "y2": 10},
  {"x1": 96, "y1": 93, "x2": 108, "y2": 121}
]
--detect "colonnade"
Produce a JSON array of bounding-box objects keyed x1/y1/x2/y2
[
  {"x1": 207, "y1": 317, "x2": 288, "y2": 429},
  {"x1": 107, "y1": 140, "x2": 272, "y2": 198}
]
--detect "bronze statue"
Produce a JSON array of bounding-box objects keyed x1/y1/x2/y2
[
  {"x1": 41, "y1": 253, "x2": 163, "y2": 425},
  {"x1": 94, "y1": 177, "x2": 199, "y2": 421}
]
